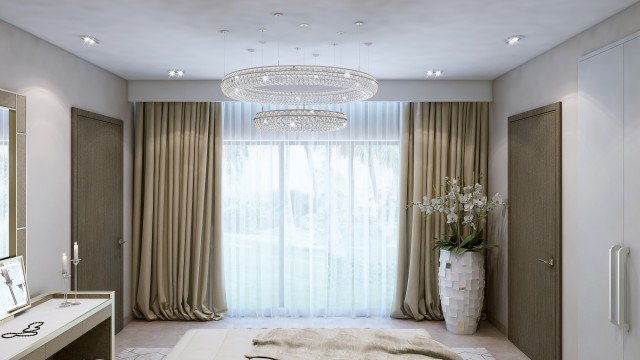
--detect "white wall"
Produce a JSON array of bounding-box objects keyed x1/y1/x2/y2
[
  {"x1": 487, "y1": 2, "x2": 640, "y2": 359},
  {"x1": 0, "y1": 20, "x2": 133, "y2": 320},
  {"x1": 128, "y1": 80, "x2": 493, "y2": 102}
]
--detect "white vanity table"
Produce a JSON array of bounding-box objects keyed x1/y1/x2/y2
[
  {"x1": 0, "y1": 291, "x2": 114, "y2": 360},
  {"x1": 0, "y1": 89, "x2": 115, "y2": 360}
]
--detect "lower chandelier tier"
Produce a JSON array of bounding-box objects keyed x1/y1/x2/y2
[{"x1": 253, "y1": 109, "x2": 347, "y2": 132}]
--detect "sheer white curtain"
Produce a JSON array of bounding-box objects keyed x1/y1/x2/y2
[
  {"x1": 0, "y1": 108, "x2": 9, "y2": 259},
  {"x1": 222, "y1": 102, "x2": 401, "y2": 317}
]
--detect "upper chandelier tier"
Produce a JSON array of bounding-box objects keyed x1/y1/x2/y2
[{"x1": 221, "y1": 65, "x2": 378, "y2": 105}]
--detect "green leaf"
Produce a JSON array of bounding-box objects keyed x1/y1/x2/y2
[{"x1": 460, "y1": 233, "x2": 476, "y2": 247}]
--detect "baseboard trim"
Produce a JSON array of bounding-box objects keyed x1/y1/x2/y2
[
  {"x1": 487, "y1": 315, "x2": 507, "y2": 336},
  {"x1": 123, "y1": 314, "x2": 133, "y2": 327}
]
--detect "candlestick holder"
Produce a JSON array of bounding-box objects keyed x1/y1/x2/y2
[
  {"x1": 60, "y1": 271, "x2": 71, "y2": 307},
  {"x1": 71, "y1": 258, "x2": 81, "y2": 305}
]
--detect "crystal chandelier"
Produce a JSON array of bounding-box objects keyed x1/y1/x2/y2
[
  {"x1": 254, "y1": 109, "x2": 347, "y2": 132},
  {"x1": 221, "y1": 65, "x2": 377, "y2": 105},
  {"x1": 219, "y1": 20, "x2": 377, "y2": 132}
]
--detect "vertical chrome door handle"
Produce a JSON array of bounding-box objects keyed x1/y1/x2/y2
[
  {"x1": 610, "y1": 245, "x2": 621, "y2": 325},
  {"x1": 617, "y1": 246, "x2": 630, "y2": 331}
]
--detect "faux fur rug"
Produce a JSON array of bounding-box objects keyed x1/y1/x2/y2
[
  {"x1": 116, "y1": 347, "x2": 496, "y2": 360},
  {"x1": 245, "y1": 328, "x2": 462, "y2": 360}
]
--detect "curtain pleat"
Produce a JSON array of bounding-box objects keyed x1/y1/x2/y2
[
  {"x1": 132, "y1": 102, "x2": 227, "y2": 321},
  {"x1": 392, "y1": 102, "x2": 489, "y2": 321}
]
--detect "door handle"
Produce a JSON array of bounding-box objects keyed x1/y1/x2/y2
[
  {"x1": 118, "y1": 238, "x2": 126, "y2": 245},
  {"x1": 537, "y1": 257, "x2": 554, "y2": 267},
  {"x1": 610, "y1": 245, "x2": 621, "y2": 325},
  {"x1": 617, "y1": 246, "x2": 630, "y2": 331}
]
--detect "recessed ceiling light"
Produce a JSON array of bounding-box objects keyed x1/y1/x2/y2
[
  {"x1": 505, "y1": 35, "x2": 524, "y2": 46},
  {"x1": 258, "y1": 28, "x2": 267, "y2": 33},
  {"x1": 299, "y1": 23, "x2": 309, "y2": 28},
  {"x1": 168, "y1": 69, "x2": 185, "y2": 78},
  {"x1": 426, "y1": 69, "x2": 443, "y2": 78},
  {"x1": 80, "y1": 35, "x2": 99, "y2": 46},
  {"x1": 273, "y1": 12, "x2": 284, "y2": 17},
  {"x1": 355, "y1": 21, "x2": 365, "y2": 26}
]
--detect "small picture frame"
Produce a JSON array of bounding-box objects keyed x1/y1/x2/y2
[{"x1": 0, "y1": 256, "x2": 30, "y2": 321}]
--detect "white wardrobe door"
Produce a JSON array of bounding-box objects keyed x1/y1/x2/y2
[
  {"x1": 623, "y1": 35, "x2": 640, "y2": 359},
  {"x1": 577, "y1": 45, "x2": 624, "y2": 360}
]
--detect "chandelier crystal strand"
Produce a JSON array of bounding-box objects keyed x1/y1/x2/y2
[
  {"x1": 220, "y1": 30, "x2": 229, "y2": 77},
  {"x1": 356, "y1": 22, "x2": 362, "y2": 71},
  {"x1": 221, "y1": 65, "x2": 378, "y2": 105},
  {"x1": 365, "y1": 42, "x2": 372, "y2": 73},
  {"x1": 254, "y1": 109, "x2": 347, "y2": 131},
  {"x1": 259, "y1": 28, "x2": 267, "y2": 66}
]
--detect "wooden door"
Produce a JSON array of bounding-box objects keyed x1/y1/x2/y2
[
  {"x1": 508, "y1": 103, "x2": 562, "y2": 360},
  {"x1": 71, "y1": 108, "x2": 123, "y2": 332}
]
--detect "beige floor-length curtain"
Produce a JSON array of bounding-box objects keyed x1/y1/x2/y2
[
  {"x1": 132, "y1": 102, "x2": 227, "y2": 320},
  {"x1": 392, "y1": 102, "x2": 489, "y2": 320}
]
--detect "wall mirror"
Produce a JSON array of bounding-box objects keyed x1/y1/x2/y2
[
  {"x1": 0, "y1": 89, "x2": 26, "y2": 264},
  {"x1": 0, "y1": 105, "x2": 14, "y2": 259}
]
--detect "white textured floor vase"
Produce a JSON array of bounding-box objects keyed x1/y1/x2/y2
[{"x1": 438, "y1": 250, "x2": 485, "y2": 335}]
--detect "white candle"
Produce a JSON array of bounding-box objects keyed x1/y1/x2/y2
[
  {"x1": 73, "y1": 242, "x2": 79, "y2": 260},
  {"x1": 62, "y1": 253, "x2": 69, "y2": 274}
]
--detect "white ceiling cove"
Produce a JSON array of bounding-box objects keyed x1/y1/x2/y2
[{"x1": 0, "y1": 0, "x2": 637, "y2": 80}]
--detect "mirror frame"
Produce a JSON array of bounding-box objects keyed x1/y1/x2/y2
[
  {"x1": 0, "y1": 255, "x2": 30, "y2": 320},
  {"x1": 0, "y1": 88, "x2": 26, "y2": 265}
]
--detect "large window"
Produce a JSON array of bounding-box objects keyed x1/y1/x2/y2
[{"x1": 222, "y1": 102, "x2": 401, "y2": 317}]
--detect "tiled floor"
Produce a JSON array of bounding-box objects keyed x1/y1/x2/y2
[
  {"x1": 116, "y1": 318, "x2": 529, "y2": 359},
  {"x1": 454, "y1": 348, "x2": 498, "y2": 360},
  {"x1": 117, "y1": 348, "x2": 171, "y2": 360}
]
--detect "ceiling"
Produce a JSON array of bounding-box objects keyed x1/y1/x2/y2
[{"x1": 0, "y1": 0, "x2": 636, "y2": 80}]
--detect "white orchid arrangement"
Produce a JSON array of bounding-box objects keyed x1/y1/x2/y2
[{"x1": 413, "y1": 176, "x2": 505, "y2": 253}]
